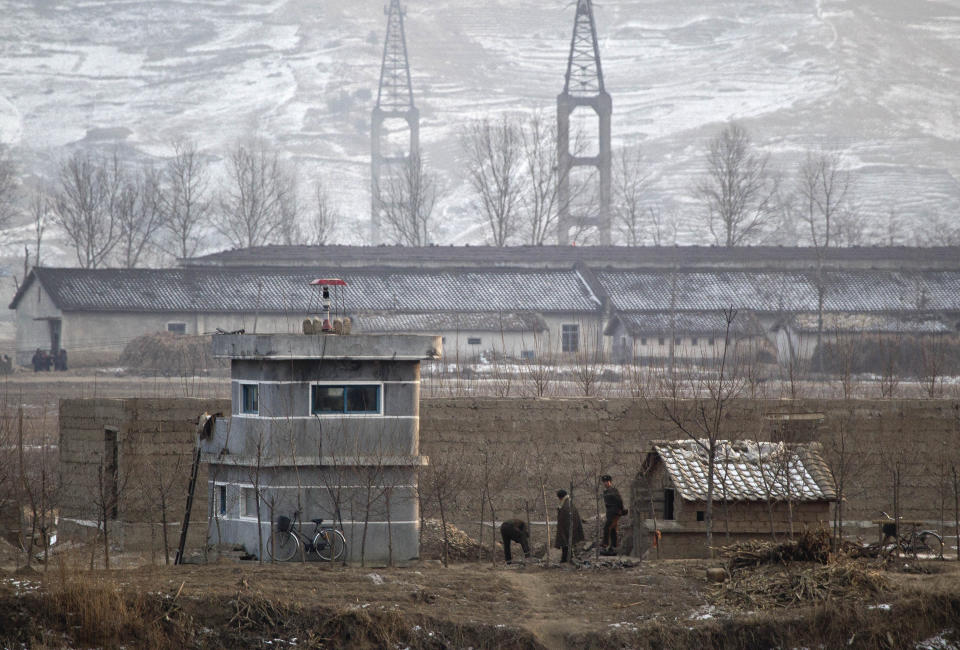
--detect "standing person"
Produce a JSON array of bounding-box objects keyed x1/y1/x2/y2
[
  {"x1": 554, "y1": 489, "x2": 584, "y2": 563},
  {"x1": 58, "y1": 348, "x2": 68, "y2": 371},
  {"x1": 499, "y1": 519, "x2": 531, "y2": 564},
  {"x1": 601, "y1": 474, "x2": 626, "y2": 555},
  {"x1": 32, "y1": 348, "x2": 41, "y2": 372}
]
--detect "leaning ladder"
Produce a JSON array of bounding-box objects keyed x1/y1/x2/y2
[{"x1": 174, "y1": 440, "x2": 202, "y2": 565}]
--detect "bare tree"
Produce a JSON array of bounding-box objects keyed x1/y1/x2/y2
[
  {"x1": 215, "y1": 140, "x2": 290, "y2": 248},
  {"x1": 380, "y1": 153, "x2": 438, "y2": 246},
  {"x1": 53, "y1": 151, "x2": 121, "y2": 268},
  {"x1": 696, "y1": 123, "x2": 778, "y2": 247},
  {"x1": 462, "y1": 115, "x2": 525, "y2": 246},
  {"x1": 117, "y1": 165, "x2": 166, "y2": 268},
  {"x1": 161, "y1": 139, "x2": 211, "y2": 260},
  {"x1": 612, "y1": 146, "x2": 649, "y2": 246},
  {"x1": 518, "y1": 111, "x2": 565, "y2": 245},
  {"x1": 306, "y1": 179, "x2": 338, "y2": 245},
  {"x1": 26, "y1": 186, "x2": 49, "y2": 270},
  {"x1": 0, "y1": 143, "x2": 19, "y2": 233},
  {"x1": 794, "y1": 151, "x2": 857, "y2": 248}
]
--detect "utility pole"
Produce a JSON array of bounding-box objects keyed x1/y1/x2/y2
[
  {"x1": 371, "y1": 0, "x2": 420, "y2": 245},
  {"x1": 557, "y1": 0, "x2": 612, "y2": 246}
]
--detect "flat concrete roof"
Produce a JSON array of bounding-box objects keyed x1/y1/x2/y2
[{"x1": 211, "y1": 333, "x2": 442, "y2": 360}]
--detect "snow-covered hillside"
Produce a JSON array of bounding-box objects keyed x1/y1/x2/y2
[{"x1": 0, "y1": 0, "x2": 958, "y2": 250}]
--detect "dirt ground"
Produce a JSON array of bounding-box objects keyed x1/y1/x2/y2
[{"x1": 1, "y1": 546, "x2": 959, "y2": 649}]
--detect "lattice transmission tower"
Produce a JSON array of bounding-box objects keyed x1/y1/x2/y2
[
  {"x1": 557, "y1": 0, "x2": 612, "y2": 245},
  {"x1": 371, "y1": 0, "x2": 420, "y2": 245}
]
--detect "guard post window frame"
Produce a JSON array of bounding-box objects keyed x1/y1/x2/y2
[
  {"x1": 240, "y1": 383, "x2": 259, "y2": 414},
  {"x1": 310, "y1": 381, "x2": 383, "y2": 416}
]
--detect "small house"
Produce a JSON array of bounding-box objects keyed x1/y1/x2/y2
[{"x1": 631, "y1": 439, "x2": 836, "y2": 559}]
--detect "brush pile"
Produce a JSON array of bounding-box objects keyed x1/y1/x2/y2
[
  {"x1": 720, "y1": 529, "x2": 833, "y2": 570},
  {"x1": 715, "y1": 530, "x2": 888, "y2": 609}
]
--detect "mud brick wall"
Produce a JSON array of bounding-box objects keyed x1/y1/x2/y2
[
  {"x1": 419, "y1": 398, "x2": 960, "y2": 533},
  {"x1": 59, "y1": 396, "x2": 960, "y2": 554},
  {"x1": 59, "y1": 398, "x2": 230, "y2": 553}
]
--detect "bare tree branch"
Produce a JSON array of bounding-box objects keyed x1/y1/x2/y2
[{"x1": 52, "y1": 151, "x2": 121, "y2": 268}]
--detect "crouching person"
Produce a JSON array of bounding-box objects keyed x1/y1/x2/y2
[
  {"x1": 554, "y1": 489, "x2": 585, "y2": 563},
  {"x1": 500, "y1": 519, "x2": 531, "y2": 563}
]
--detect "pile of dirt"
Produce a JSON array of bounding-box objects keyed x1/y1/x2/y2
[
  {"x1": 419, "y1": 519, "x2": 485, "y2": 561},
  {"x1": 119, "y1": 333, "x2": 224, "y2": 376}
]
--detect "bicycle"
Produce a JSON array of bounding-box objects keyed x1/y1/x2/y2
[
  {"x1": 267, "y1": 510, "x2": 347, "y2": 562},
  {"x1": 879, "y1": 513, "x2": 944, "y2": 560}
]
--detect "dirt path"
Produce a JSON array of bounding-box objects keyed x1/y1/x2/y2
[{"x1": 501, "y1": 569, "x2": 585, "y2": 649}]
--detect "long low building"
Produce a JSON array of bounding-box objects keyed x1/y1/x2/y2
[{"x1": 9, "y1": 246, "x2": 960, "y2": 367}]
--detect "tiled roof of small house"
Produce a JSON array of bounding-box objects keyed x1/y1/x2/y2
[
  {"x1": 595, "y1": 270, "x2": 960, "y2": 312},
  {"x1": 354, "y1": 311, "x2": 548, "y2": 333},
  {"x1": 10, "y1": 267, "x2": 601, "y2": 314},
  {"x1": 648, "y1": 439, "x2": 837, "y2": 503}
]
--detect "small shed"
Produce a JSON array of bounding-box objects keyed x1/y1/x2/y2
[{"x1": 631, "y1": 439, "x2": 837, "y2": 559}]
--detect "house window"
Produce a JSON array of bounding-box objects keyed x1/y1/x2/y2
[
  {"x1": 311, "y1": 384, "x2": 381, "y2": 414},
  {"x1": 708, "y1": 338, "x2": 715, "y2": 346},
  {"x1": 691, "y1": 337, "x2": 698, "y2": 346},
  {"x1": 658, "y1": 337, "x2": 665, "y2": 346},
  {"x1": 640, "y1": 337, "x2": 647, "y2": 346},
  {"x1": 241, "y1": 384, "x2": 259, "y2": 414},
  {"x1": 674, "y1": 337, "x2": 681, "y2": 346},
  {"x1": 218, "y1": 485, "x2": 227, "y2": 515},
  {"x1": 240, "y1": 487, "x2": 258, "y2": 518},
  {"x1": 561, "y1": 324, "x2": 579, "y2": 353},
  {"x1": 467, "y1": 337, "x2": 482, "y2": 345},
  {"x1": 663, "y1": 489, "x2": 675, "y2": 520},
  {"x1": 696, "y1": 510, "x2": 705, "y2": 522},
  {"x1": 167, "y1": 322, "x2": 187, "y2": 334},
  {"x1": 521, "y1": 350, "x2": 535, "y2": 360}
]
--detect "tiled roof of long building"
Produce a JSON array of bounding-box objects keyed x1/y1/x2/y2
[
  {"x1": 11, "y1": 267, "x2": 601, "y2": 313},
  {"x1": 595, "y1": 270, "x2": 960, "y2": 312},
  {"x1": 183, "y1": 245, "x2": 960, "y2": 271}
]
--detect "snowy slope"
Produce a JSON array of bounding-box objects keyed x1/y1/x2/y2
[{"x1": 0, "y1": 0, "x2": 958, "y2": 249}]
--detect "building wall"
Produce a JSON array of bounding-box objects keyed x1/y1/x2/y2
[
  {"x1": 58, "y1": 398, "x2": 225, "y2": 554},
  {"x1": 13, "y1": 281, "x2": 63, "y2": 365}
]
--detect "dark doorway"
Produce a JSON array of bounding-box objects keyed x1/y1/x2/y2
[
  {"x1": 663, "y1": 488, "x2": 675, "y2": 520},
  {"x1": 48, "y1": 319, "x2": 61, "y2": 353}
]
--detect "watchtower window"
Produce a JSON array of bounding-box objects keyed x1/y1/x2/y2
[
  {"x1": 312, "y1": 384, "x2": 381, "y2": 414},
  {"x1": 241, "y1": 384, "x2": 259, "y2": 414}
]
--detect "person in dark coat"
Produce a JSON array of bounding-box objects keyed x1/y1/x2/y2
[
  {"x1": 32, "y1": 348, "x2": 42, "y2": 372},
  {"x1": 554, "y1": 489, "x2": 584, "y2": 563},
  {"x1": 57, "y1": 348, "x2": 68, "y2": 371},
  {"x1": 500, "y1": 519, "x2": 531, "y2": 563},
  {"x1": 601, "y1": 474, "x2": 626, "y2": 555}
]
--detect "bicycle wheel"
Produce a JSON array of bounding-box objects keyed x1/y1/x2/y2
[
  {"x1": 267, "y1": 530, "x2": 299, "y2": 562},
  {"x1": 314, "y1": 529, "x2": 347, "y2": 562},
  {"x1": 917, "y1": 531, "x2": 944, "y2": 559}
]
